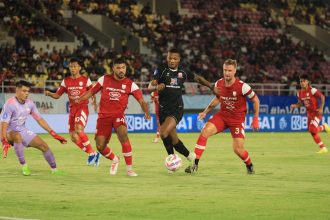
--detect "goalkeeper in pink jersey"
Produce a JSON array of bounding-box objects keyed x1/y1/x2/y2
[
  {"x1": 290, "y1": 74, "x2": 330, "y2": 154},
  {"x1": 1, "y1": 80, "x2": 67, "y2": 176},
  {"x1": 45, "y1": 57, "x2": 100, "y2": 166},
  {"x1": 185, "y1": 59, "x2": 260, "y2": 174}
]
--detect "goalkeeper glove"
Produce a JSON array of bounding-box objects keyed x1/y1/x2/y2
[
  {"x1": 251, "y1": 116, "x2": 259, "y2": 131},
  {"x1": 49, "y1": 130, "x2": 67, "y2": 144},
  {"x1": 1, "y1": 138, "x2": 10, "y2": 158}
]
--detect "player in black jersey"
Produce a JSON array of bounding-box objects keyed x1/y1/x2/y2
[{"x1": 148, "y1": 48, "x2": 216, "y2": 171}]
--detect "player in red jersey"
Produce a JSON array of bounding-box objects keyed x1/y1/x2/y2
[
  {"x1": 290, "y1": 74, "x2": 330, "y2": 154},
  {"x1": 150, "y1": 91, "x2": 160, "y2": 143},
  {"x1": 45, "y1": 57, "x2": 100, "y2": 166},
  {"x1": 76, "y1": 57, "x2": 151, "y2": 177},
  {"x1": 185, "y1": 59, "x2": 260, "y2": 174}
]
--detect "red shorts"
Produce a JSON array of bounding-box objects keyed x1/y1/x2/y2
[
  {"x1": 307, "y1": 113, "x2": 322, "y2": 129},
  {"x1": 95, "y1": 113, "x2": 127, "y2": 141},
  {"x1": 208, "y1": 112, "x2": 245, "y2": 138},
  {"x1": 68, "y1": 105, "x2": 89, "y2": 132}
]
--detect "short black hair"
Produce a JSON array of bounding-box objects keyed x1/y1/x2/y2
[
  {"x1": 112, "y1": 57, "x2": 127, "y2": 66},
  {"x1": 15, "y1": 80, "x2": 33, "y2": 88},
  {"x1": 69, "y1": 57, "x2": 82, "y2": 66},
  {"x1": 168, "y1": 48, "x2": 181, "y2": 55},
  {"x1": 299, "y1": 74, "x2": 309, "y2": 81}
]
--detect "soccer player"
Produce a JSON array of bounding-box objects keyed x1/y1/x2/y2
[
  {"x1": 290, "y1": 74, "x2": 330, "y2": 154},
  {"x1": 0, "y1": 80, "x2": 67, "y2": 176},
  {"x1": 150, "y1": 90, "x2": 160, "y2": 143},
  {"x1": 76, "y1": 57, "x2": 151, "y2": 177},
  {"x1": 185, "y1": 59, "x2": 260, "y2": 174},
  {"x1": 45, "y1": 57, "x2": 100, "y2": 166},
  {"x1": 148, "y1": 48, "x2": 216, "y2": 172}
]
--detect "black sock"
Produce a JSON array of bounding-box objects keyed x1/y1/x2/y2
[
  {"x1": 162, "y1": 136, "x2": 174, "y2": 155},
  {"x1": 195, "y1": 159, "x2": 199, "y2": 165},
  {"x1": 173, "y1": 140, "x2": 189, "y2": 157}
]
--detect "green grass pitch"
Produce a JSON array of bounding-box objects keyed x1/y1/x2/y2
[{"x1": 0, "y1": 132, "x2": 329, "y2": 220}]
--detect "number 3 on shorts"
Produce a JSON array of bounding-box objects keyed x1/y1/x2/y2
[{"x1": 235, "y1": 127, "x2": 240, "y2": 134}]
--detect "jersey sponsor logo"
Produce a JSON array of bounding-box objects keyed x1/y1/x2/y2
[
  {"x1": 70, "y1": 90, "x2": 80, "y2": 96},
  {"x1": 170, "y1": 78, "x2": 177, "y2": 85},
  {"x1": 2, "y1": 112, "x2": 8, "y2": 119},
  {"x1": 109, "y1": 91, "x2": 121, "y2": 100},
  {"x1": 223, "y1": 100, "x2": 235, "y2": 110}
]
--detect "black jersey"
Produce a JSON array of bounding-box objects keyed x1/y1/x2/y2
[{"x1": 152, "y1": 65, "x2": 195, "y2": 112}]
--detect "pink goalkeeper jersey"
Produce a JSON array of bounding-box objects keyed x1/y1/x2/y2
[
  {"x1": 0, "y1": 97, "x2": 41, "y2": 131},
  {"x1": 56, "y1": 75, "x2": 93, "y2": 107},
  {"x1": 91, "y1": 74, "x2": 143, "y2": 118},
  {"x1": 215, "y1": 78, "x2": 256, "y2": 120}
]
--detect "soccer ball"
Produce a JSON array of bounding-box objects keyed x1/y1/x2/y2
[{"x1": 164, "y1": 154, "x2": 182, "y2": 171}]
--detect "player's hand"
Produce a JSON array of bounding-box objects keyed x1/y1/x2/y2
[
  {"x1": 49, "y1": 130, "x2": 67, "y2": 144},
  {"x1": 45, "y1": 90, "x2": 51, "y2": 96},
  {"x1": 250, "y1": 116, "x2": 259, "y2": 131},
  {"x1": 197, "y1": 112, "x2": 207, "y2": 120},
  {"x1": 144, "y1": 112, "x2": 151, "y2": 120},
  {"x1": 317, "y1": 108, "x2": 323, "y2": 115},
  {"x1": 157, "y1": 83, "x2": 165, "y2": 91},
  {"x1": 1, "y1": 138, "x2": 10, "y2": 158}
]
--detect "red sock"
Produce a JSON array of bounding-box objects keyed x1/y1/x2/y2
[
  {"x1": 239, "y1": 151, "x2": 252, "y2": 166},
  {"x1": 194, "y1": 135, "x2": 207, "y2": 159},
  {"x1": 100, "y1": 146, "x2": 116, "y2": 160},
  {"x1": 121, "y1": 140, "x2": 132, "y2": 165},
  {"x1": 311, "y1": 133, "x2": 324, "y2": 148},
  {"x1": 77, "y1": 132, "x2": 95, "y2": 154}
]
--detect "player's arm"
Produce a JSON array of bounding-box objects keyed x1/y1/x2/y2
[
  {"x1": 138, "y1": 98, "x2": 151, "y2": 120},
  {"x1": 35, "y1": 118, "x2": 67, "y2": 144},
  {"x1": 317, "y1": 92, "x2": 325, "y2": 115},
  {"x1": 198, "y1": 97, "x2": 220, "y2": 120},
  {"x1": 45, "y1": 90, "x2": 61, "y2": 99},
  {"x1": 250, "y1": 95, "x2": 260, "y2": 131},
  {"x1": 90, "y1": 94, "x2": 98, "y2": 112},
  {"x1": 1, "y1": 122, "x2": 11, "y2": 158},
  {"x1": 193, "y1": 74, "x2": 213, "y2": 90},
  {"x1": 290, "y1": 100, "x2": 302, "y2": 109}
]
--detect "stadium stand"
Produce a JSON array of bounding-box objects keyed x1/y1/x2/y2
[{"x1": 0, "y1": 0, "x2": 329, "y2": 95}]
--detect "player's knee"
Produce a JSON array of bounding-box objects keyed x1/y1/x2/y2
[
  {"x1": 308, "y1": 125, "x2": 317, "y2": 134},
  {"x1": 39, "y1": 142, "x2": 49, "y2": 152},
  {"x1": 12, "y1": 132, "x2": 23, "y2": 143}
]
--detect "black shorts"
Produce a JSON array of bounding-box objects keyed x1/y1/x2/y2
[{"x1": 159, "y1": 107, "x2": 183, "y2": 125}]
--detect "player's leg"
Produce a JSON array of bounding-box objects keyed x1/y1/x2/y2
[
  {"x1": 309, "y1": 116, "x2": 328, "y2": 153},
  {"x1": 28, "y1": 134, "x2": 64, "y2": 175},
  {"x1": 159, "y1": 116, "x2": 176, "y2": 155},
  {"x1": 114, "y1": 116, "x2": 137, "y2": 177},
  {"x1": 230, "y1": 123, "x2": 254, "y2": 174},
  {"x1": 7, "y1": 131, "x2": 30, "y2": 175},
  {"x1": 72, "y1": 108, "x2": 100, "y2": 165},
  {"x1": 170, "y1": 129, "x2": 195, "y2": 160},
  {"x1": 153, "y1": 107, "x2": 160, "y2": 143},
  {"x1": 95, "y1": 117, "x2": 119, "y2": 175},
  {"x1": 185, "y1": 116, "x2": 221, "y2": 174}
]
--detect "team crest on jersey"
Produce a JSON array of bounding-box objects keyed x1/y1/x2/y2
[
  {"x1": 79, "y1": 81, "x2": 83, "y2": 86},
  {"x1": 306, "y1": 93, "x2": 309, "y2": 96},
  {"x1": 26, "y1": 108, "x2": 30, "y2": 113},
  {"x1": 178, "y1": 72, "x2": 183, "y2": 78},
  {"x1": 170, "y1": 78, "x2": 177, "y2": 85},
  {"x1": 233, "y1": 91, "x2": 237, "y2": 97},
  {"x1": 122, "y1": 84, "x2": 126, "y2": 89}
]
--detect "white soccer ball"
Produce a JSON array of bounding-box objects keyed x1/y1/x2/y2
[{"x1": 165, "y1": 154, "x2": 182, "y2": 171}]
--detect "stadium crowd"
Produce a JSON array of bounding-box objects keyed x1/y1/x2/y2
[{"x1": 0, "y1": 0, "x2": 329, "y2": 92}]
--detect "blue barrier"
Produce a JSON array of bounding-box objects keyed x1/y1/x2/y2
[{"x1": 25, "y1": 113, "x2": 330, "y2": 133}]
